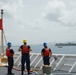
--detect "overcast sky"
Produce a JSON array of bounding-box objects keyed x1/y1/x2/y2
[{"x1": 0, "y1": 0, "x2": 76, "y2": 45}]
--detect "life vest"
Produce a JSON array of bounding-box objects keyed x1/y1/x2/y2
[
  {"x1": 6, "y1": 49, "x2": 14, "y2": 57},
  {"x1": 21, "y1": 45, "x2": 29, "y2": 54},
  {"x1": 43, "y1": 48, "x2": 50, "y2": 56}
]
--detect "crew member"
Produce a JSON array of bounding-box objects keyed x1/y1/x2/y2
[
  {"x1": 41, "y1": 42, "x2": 52, "y2": 65},
  {"x1": 18, "y1": 39, "x2": 32, "y2": 75},
  {"x1": 6, "y1": 42, "x2": 14, "y2": 75}
]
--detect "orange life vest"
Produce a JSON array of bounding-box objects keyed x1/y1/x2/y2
[
  {"x1": 43, "y1": 48, "x2": 50, "y2": 56},
  {"x1": 21, "y1": 45, "x2": 29, "y2": 54},
  {"x1": 6, "y1": 49, "x2": 14, "y2": 57}
]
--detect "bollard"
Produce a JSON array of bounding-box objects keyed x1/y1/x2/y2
[
  {"x1": 46, "y1": 66, "x2": 51, "y2": 74},
  {"x1": 42, "y1": 65, "x2": 46, "y2": 74},
  {"x1": 42, "y1": 65, "x2": 51, "y2": 75}
]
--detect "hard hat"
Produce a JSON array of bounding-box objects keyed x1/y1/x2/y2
[
  {"x1": 43, "y1": 42, "x2": 47, "y2": 46},
  {"x1": 23, "y1": 39, "x2": 27, "y2": 43},
  {"x1": 7, "y1": 42, "x2": 11, "y2": 47}
]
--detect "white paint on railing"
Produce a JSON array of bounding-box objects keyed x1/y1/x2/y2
[
  {"x1": 54, "y1": 55, "x2": 65, "y2": 70},
  {"x1": 30, "y1": 54, "x2": 39, "y2": 66},
  {"x1": 14, "y1": 54, "x2": 21, "y2": 64},
  {"x1": 50, "y1": 58, "x2": 55, "y2": 66},
  {"x1": 34, "y1": 56, "x2": 42, "y2": 68},
  {"x1": 69, "y1": 61, "x2": 76, "y2": 73},
  {"x1": 14, "y1": 53, "x2": 76, "y2": 73}
]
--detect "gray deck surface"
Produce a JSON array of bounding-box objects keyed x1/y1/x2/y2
[{"x1": 0, "y1": 67, "x2": 76, "y2": 75}]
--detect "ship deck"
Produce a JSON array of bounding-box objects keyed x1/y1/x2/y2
[
  {"x1": 0, "y1": 67, "x2": 76, "y2": 75},
  {"x1": 1, "y1": 53, "x2": 76, "y2": 75}
]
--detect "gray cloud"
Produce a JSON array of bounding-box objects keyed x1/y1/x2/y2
[
  {"x1": 42, "y1": 0, "x2": 76, "y2": 28},
  {"x1": 45, "y1": 12, "x2": 60, "y2": 21}
]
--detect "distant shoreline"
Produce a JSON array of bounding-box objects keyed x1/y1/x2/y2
[{"x1": 55, "y1": 43, "x2": 76, "y2": 46}]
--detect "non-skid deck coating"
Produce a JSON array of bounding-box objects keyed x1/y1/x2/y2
[{"x1": 0, "y1": 67, "x2": 76, "y2": 75}]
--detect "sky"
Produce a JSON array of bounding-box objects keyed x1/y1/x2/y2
[{"x1": 0, "y1": 0, "x2": 76, "y2": 45}]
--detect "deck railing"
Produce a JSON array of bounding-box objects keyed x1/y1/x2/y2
[{"x1": 14, "y1": 53, "x2": 76, "y2": 73}]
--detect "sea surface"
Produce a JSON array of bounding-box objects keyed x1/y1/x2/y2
[{"x1": 3, "y1": 45, "x2": 76, "y2": 54}]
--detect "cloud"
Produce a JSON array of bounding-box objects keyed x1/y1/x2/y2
[
  {"x1": 42, "y1": 0, "x2": 76, "y2": 28},
  {"x1": 0, "y1": 0, "x2": 24, "y2": 30},
  {"x1": 43, "y1": 0, "x2": 66, "y2": 21},
  {"x1": 60, "y1": 8, "x2": 76, "y2": 27},
  {"x1": 0, "y1": 0, "x2": 76, "y2": 45},
  {"x1": 0, "y1": 0, "x2": 23, "y2": 20}
]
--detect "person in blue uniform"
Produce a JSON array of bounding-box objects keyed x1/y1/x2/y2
[
  {"x1": 41, "y1": 42, "x2": 52, "y2": 65},
  {"x1": 6, "y1": 42, "x2": 14, "y2": 75},
  {"x1": 18, "y1": 39, "x2": 32, "y2": 75}
]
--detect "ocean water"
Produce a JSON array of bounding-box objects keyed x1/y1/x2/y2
[{"x1": 3, "y1": 45, "x2": 76, "y2": 54}]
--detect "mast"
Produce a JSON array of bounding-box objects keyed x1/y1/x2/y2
[{"x1": 1, "y1": 9, "x2": 4, "y2": 55}]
